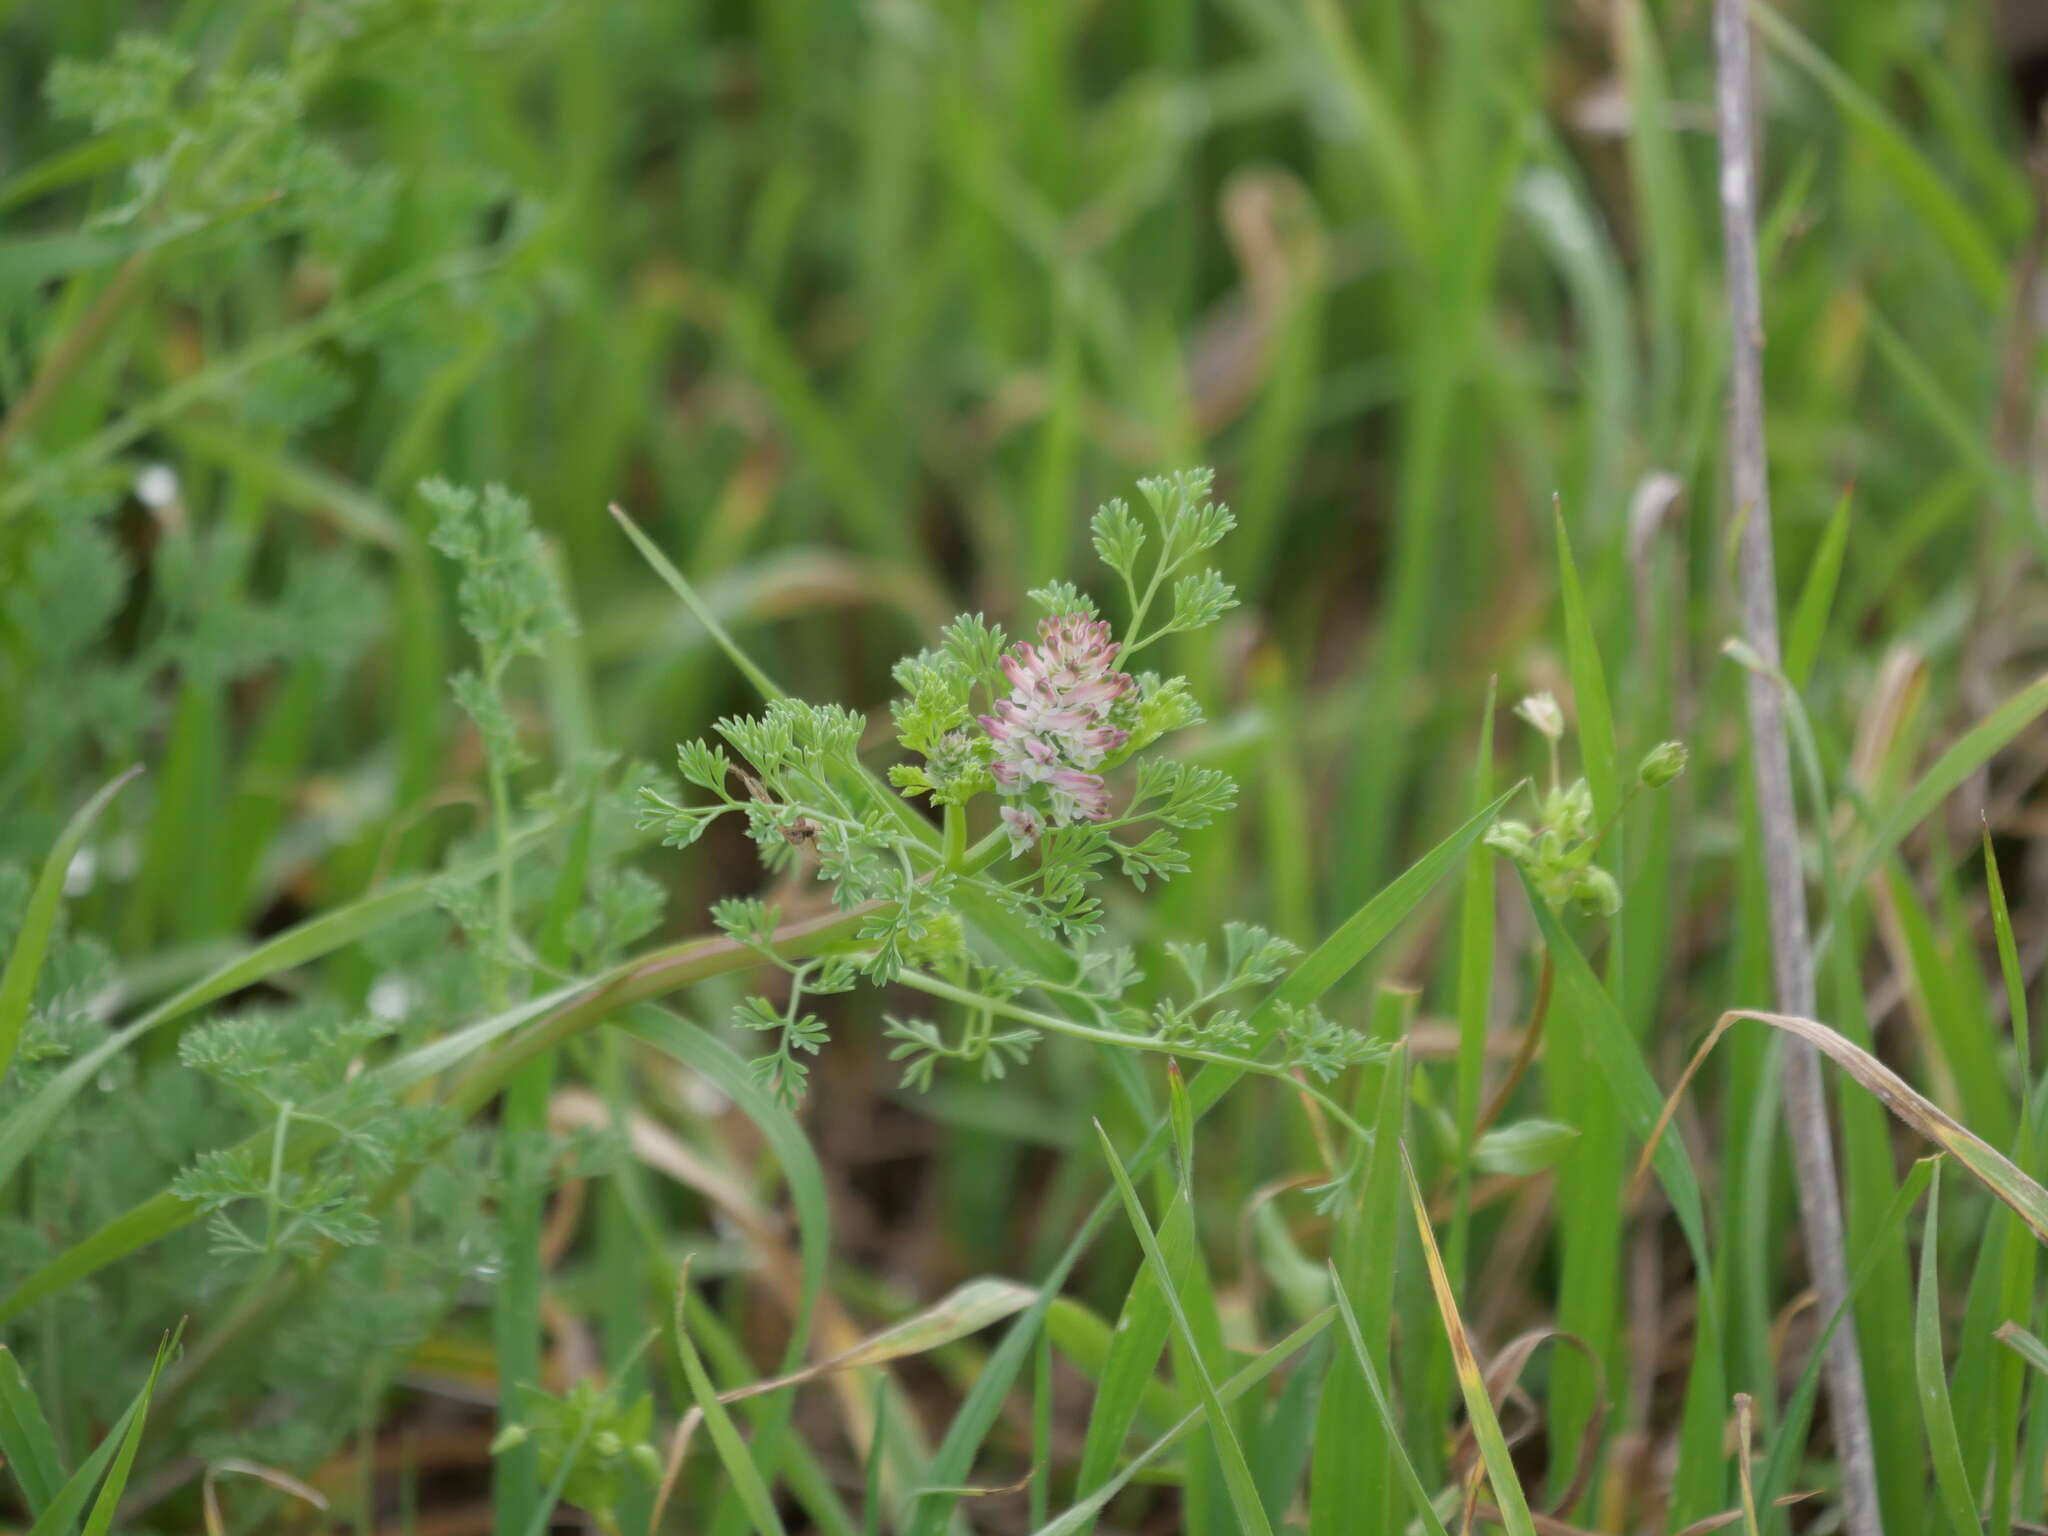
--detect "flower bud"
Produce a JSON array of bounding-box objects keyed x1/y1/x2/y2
[
  {"x1": 1572, "y1": 866, "x2": 1622, "y2": 916},
  {"x1": 1484, "y1": 820, "x2": 1534, "y2": 860},
  {"x1": 1514, "y1": 691, "x2": 1565, "y2": 741},
  {"x1": 1637, "y1": 739, "x2": 1689, "y2": 788},
  {"x1": 1543, "y1": 779, "x2": 1594, "y2": 842},
  {"x1": 490, "y1": 1424, "x2": 529, "y2": 1455}
]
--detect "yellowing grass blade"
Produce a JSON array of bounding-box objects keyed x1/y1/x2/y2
[
  {"x1": 702, "y1": 1277, "x2": 1036, "y2": 1412},
  {"x1": 1402, "y1": 1150, "x2": 1537, "y2": 1536},
  {"x1": 1638, "y1": 1010, "x2": 2048, "y2": 1245}
]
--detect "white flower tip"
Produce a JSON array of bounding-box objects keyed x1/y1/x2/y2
[{"x1": 1514, "y1": 691, "x2": 1565, "y2": 741}]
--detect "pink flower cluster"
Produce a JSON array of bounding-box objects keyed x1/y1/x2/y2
[{"x1": 981, "y1": 614, "x2": 1134, "y2": 847}]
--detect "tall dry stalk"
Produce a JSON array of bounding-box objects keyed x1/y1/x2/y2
[{"x1": 1710, "y1": 3, "x2": 1881, "y2": 1532}]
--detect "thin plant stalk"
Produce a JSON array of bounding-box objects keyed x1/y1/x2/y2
[{"x1": 1710, "y1": 2, "x2": 1879, "y2": 1529}]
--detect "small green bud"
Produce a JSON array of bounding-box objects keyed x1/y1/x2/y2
[
  {"x1": 1542, "y1": 779, "x2": 1594, "y2": 842},
  {"x1": 1571, "y1": 867, "x2": 1622, "y2": 916},
  {"x1": 1638, "y1": 739, "x2": 1689, "y2": 788},
  {"x1": 631, "y1": 1443, "x2": 665, "y2": 1482},
  {"x1": 489, "y1": 1423, "x2": 529, "y2": 1455},
  {"x1": 1484, "y1": 820, "x2": 1534, "y2": 860}
]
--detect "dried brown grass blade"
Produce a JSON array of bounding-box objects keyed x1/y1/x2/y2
[
  {"x1": 1636, "y1": 1009, "x2": 2048, "y2": 1242},
  {"x1": 201, "y1": 1458, "x2": 329, "y2": 1536},
  {"x1": 1733, "y1": 1394, "x2": 1761, "y2": 1536}
]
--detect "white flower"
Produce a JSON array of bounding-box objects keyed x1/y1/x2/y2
[{"x1": 1515, "y1": 690, "x2": 1565, "y2": 741}]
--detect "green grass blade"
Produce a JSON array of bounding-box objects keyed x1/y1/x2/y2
[
  {"x1": 1325, "y1": 1263, "x2": 1452, "y2": 1536},
  {"x1": 610, "y1": 503, "x2": 789, "y2": 702},
  {"x1": 516, "y1": 1413, "x2": 593, "y2": 1536},
  {"x1": 1864, "y1": 307, "x2": 2031, "y2": 543},
  {"x1": 1986, "y1": 830, "x2": 2036, "y2": 1536},
  {"x1": 1785, "y1": 486, "x2": 1852, "y2": 693},
  {"x1": 631, "y1": 1008, "x2": 828, "y2": 1509},
  {"x1": 1551, "y1": 503, "x2": 1625, "y2": 1506},
  {"x1": 1311, "y1": 1041, "x2": 1409, "y2": 1532},
  {"x1": 0, "y1": 1193, "x2": 198, "y2": 1330},
  {"x1": 28, "y1": 1328, "x2": 177, "y2": 1536},
  {"x1": 0, "y1": 765, "x2": 139, "y2": 1085},
  {"x1": 1835, "y1": 674, "x2": 2048, "y2": 933},
  {"x1": 1533, "y1": 889, "x2": 1727, "y2": 1520},
  {"x1": 0, "y1": 1345, "x2": 65, "y2": 1517},
  {"x1": 673, "y1": 1265, "x2": 792, "y2": 1536},
  {"x1": 669, "y1": 1290, "x2": 866, "y2": 1536},
  {"x1": 1045, "y1": 1299, "x2": 1180, "y2": 1433},
  {"x1": 1616, "y1": 0, "x2": 1696, "y2": 441},
  {"x1": 0, "y1": 201, "x2": 265, "y2": 291},
  {"x1": 1068, "y1": 1202, "x2": 1182, "y2": 1531},
  {"x1": 1759, "y1": 1157, "x2": 1937, "y2": 1520},
  {"x1": 1092, "y1": 1121, "x2": 1274, "y2": 1536},
  {"x1": 1032, "y1": 1309, "x2": 1335, "y2": 1536},
  {"x1": 1030, "y1": 1327, "x2": 1053, "y2": 1532},
  {"x1": 1994, "y1": 1325, "x2": 2048, "y2": 1379},
  {"x1": 1883, "y1": 863, "x2": 2012, "y2": 1148},
  {"x1": 1276, "y1": 784, "x2": 1520, "y2": 1013},
  {"x1": 1161, "y1": 1181, "x2": 1231, "y2": 1536},
  {"x1": 1450, "y1": 677, "x2": 1497, "y2": 1287},
  {"x1": 1555, "y1": 498, "x2": 1619, "y2": 823},
  {"x1": 1530, "y1": 895, "x2": 1713, "y2": 1269},
  {"x1": 1918, "y1": 1169, "x2": 1986, "y2": 1536},
  {"x1": 1750, "y1": 1, "x2": 2006, "y2": 304},
  {"x1": 864, "y1": 1381, "x2": 888, "y2": 1536},
  {"x1": 1985, "y1": 830, "x2": 2030, "y2": 1104},
  {"x1": 1251, "y1": 1329, "x2": 1322, "y2": 1520}
]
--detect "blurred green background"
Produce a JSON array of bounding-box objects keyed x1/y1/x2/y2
[{"x1": 5, "y1": 0, "x2": 2048, "y2": 1531}]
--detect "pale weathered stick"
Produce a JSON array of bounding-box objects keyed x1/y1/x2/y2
[{"x1": 1709, "y1": 3, "x2": 1882, "y2": 1533}]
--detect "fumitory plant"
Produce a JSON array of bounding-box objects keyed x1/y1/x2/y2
[{"x1": 635, "y1": 469, "x2": 1378, "y2": 1118}]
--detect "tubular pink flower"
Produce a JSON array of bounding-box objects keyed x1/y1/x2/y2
[
  {"x1": 978, "y1": 613, "x2": 1134, "y2": 832},
  {"x1": 1000, "y1": 805, "x2": 1042, "y2": 854},
  {"x1": 1045, "y1": 767, "x2": 1112, "y2": 823}
]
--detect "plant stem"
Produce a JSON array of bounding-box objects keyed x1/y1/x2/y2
[
  {"x1": 892, "y1": 969, "x2": 1374, "y2": 1151},
  {"x1": 942, "y1": 801, "x2": 967, "y2": 872},
  {"x1": 1469, "y1": 952, "x2": 1552, "y2": 1145},
  {"x1": 1710, "y1": 4, "x2": 1879, "y2": 1531},
  {"x1": 480, "y1": 652, "x2": 542, "y2": 1536},
  {"x1": 264, "y1": 1102, "x2": 293, "y2": 1253},
  {"x1": 486, "y1": 758, "x2": 517, "y2": 1007}
]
